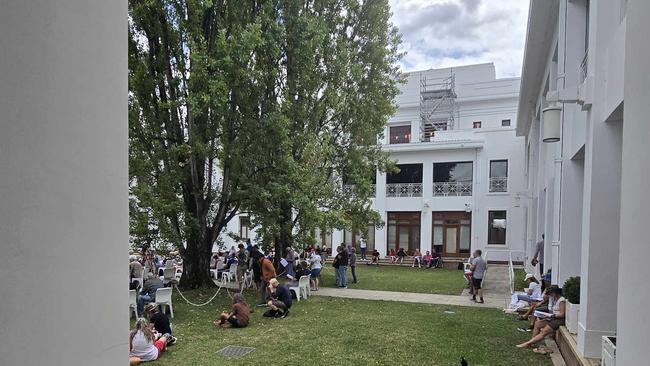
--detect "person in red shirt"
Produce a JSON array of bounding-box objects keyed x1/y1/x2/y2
[{"x1": 214, "y1": 293, "x2": 250, "y2": 328}]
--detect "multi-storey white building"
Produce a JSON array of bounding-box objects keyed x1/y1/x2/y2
[
  {"x1": 224, "y1": 63, "x2": 527, "y2": 263},
  {"x1": 518, "y1": 0, "x2": 650, "y2": 363}
]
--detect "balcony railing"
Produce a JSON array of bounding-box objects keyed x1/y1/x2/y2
[
  {"x1": 489, "y1": 177, "x2": 508, "y2": 193},
  {"x1": 433, "y1": 181, "x2": 472, "y2": 196},
  {"x1": 386, "y1": 183, "x2": 422, "y2": 197}
]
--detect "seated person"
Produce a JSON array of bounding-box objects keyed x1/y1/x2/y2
[
  {"x1": 129, "y1": 318, "x2": 171, "y2": 365},
  {"x1": 396, "y1": 248, "x2": 407, "y2": 264},
  {"x1": 210, "y1": 254, "x2": 219, "y2": 270},
  {"x1": 422, "y1": 251, "x2": 433, "y2": 267},
  {"x1": 516, "y1": 287, "x2": 566, "y2": 349},
  {"x1": 427, "y1": 251, "x2": 441, "y2": 268},
  {"x1": 144, "y1": 304, "x2": 176, "y2": 345},
  {"x1": 263, "y1": 278, "x2": 292, "y2": 318},
  {"x1": 388, "y1": 248, "x2": 396, "y2": 263},
  {"x1": 411, "y1": 249, "x2": 422, "y2": 268},
  {"x1": 368, "y1": 249, "x2": 380, "y2": 265},
  {"x1": 509, "y1": 274, "x2": 544, "y2": 308},
  {"x1": 517, "y1": 286, "x2": 554, "y2": 332},
  {"x1": 138, "y1": 273, "x2": 163, "y2": 315},
  {"x1": 214, "y1": 293, "x2": 250, "y2": 328}
]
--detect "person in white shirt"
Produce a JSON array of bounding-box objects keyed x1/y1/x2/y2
[
  {"x1": 509, "y1": 273, "x2": 544, "y2": 308},
  {"x1": 309, "y1": 249, "x2": 323, "y2": 291},
  {"x1": 129, "y1": 318, "x2": 171, "y2": 365},
  {"x1": 358, "y1": 238, "x2": 367, "y2": 260},
  {"x1": 516, "y1": 287, "x2": 566, "y2": 349}
]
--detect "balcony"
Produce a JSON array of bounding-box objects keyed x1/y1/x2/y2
[
  {"x1": 489, "y1": 177, "x2": 508, "y2": 192},
  {"x1": 386, "y1": 183, "x2": 422, "y2": 198},
  {"x1": 343, "y1": 184, "x2": 376, "y2": 197},
  {"x1": 433, "y1": 181, "x2": 472, "y2": 196}
]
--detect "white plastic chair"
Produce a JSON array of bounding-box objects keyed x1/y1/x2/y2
[
  {"x1": 289, "y1": 275, "x2": 310, "y2": 301},
  {"x1": 222, "y1": 264, "x2": 238, "y2": 284},
  {"x1": 129, "y1": 290, "x2": 138, "y2": 319},
  {"x1": 162, "y1": 268, "x2": 175, "y2": 286},
  {"x1": 155, "y1": 287, "x2": 173, "y2": 318}
]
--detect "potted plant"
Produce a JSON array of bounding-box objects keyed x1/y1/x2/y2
[{"x1": 563, "y1": 276, "x2": 580, "y2": 334}]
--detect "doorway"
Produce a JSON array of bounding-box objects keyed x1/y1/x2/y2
[{"x1": 432, "y1": 212, "x2": 471, "y2": 257}]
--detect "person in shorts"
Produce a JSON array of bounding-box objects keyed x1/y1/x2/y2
[
  {"x1": 517, "y1": 287, "x2": 566, "y2": 349},
  {"x1": 309, "y1": 249, "x2": 323, "y2": 290},
  {"x1": 470, "y1": 249, "x2": 487, "y2": 303}
]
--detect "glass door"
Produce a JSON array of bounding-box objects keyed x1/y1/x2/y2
[{"x1": 444, "y1": 226, "x2": 459, "y2": 255}]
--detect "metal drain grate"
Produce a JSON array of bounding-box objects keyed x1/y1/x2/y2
[{"x1": 216, "y1": 345, "x2": 255, "y2": 358}]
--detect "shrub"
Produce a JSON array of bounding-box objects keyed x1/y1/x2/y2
[{"x1": 563, "y1": 276, "x2": 581, "y2": 304}]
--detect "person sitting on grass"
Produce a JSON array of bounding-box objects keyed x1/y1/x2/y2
[
  {"x1": 396, "y1": 247, "x2": 407, "y2": 265},
  {"x1": 263, "y1": 278, "x2": 292, "y2": 318},
  {"x1": 214, "y1": 293, "x2": 250, "y2": 328},
  {"x1": 309, "y1": 249, "x2": 322, "y2": 291},
  {"x1": 411, "y1": 249, "x2": 422, "y2": 268},
  {"x1": 144, "y1": 304, "x2": 176, "y2": 345},
  {"x1": 516, "y1": 287, "x2": 566, "y2": 350},
  {"x1": 368, "y1": 249, "x2": 380, "y2": 266},
  {"x1": 388, "y1": 248, "x2": 396, "y2": 263},
  {"x1": 129, "y1": 318, "x2": 172, "y2": 365}
]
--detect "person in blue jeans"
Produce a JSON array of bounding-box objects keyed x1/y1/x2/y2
[
  {"x1": 138, "y1": 273, "x2": 163, "y2": 315},
  {"x1": 335, "y1": 244, "x2": 349, "y2": 288}
]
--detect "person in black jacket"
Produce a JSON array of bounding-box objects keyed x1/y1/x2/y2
[
  {"x1": 335, "y1": 244, "x2": 349, "y2": 288},
  {"x1": 264, "y1": 278, "x2": 292, "y2": 318}
]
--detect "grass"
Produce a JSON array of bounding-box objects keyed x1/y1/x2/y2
[
  {"x1": 320, "y1": 263, "x2": 468, "y2": 295},
  {"x1": 144, "y1": 288, "x2": 552, "y2": 366}
]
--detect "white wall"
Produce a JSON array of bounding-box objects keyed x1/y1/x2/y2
[
  {"x1": 616, "y1": 0, "x2": 650, "y2": 363},
  {"x1": 0, "y1": 1, "x2": 128, "y2": 364}
]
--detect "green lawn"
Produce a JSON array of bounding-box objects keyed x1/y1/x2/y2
[
  {"x1": 320, "y1": 264, "x2": 468, "y2": 295},
  {"x1": 145, "y1": 289, "x2": 552, "y2": 366}
]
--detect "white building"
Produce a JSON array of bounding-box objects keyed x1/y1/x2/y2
[
  {"x1": 224, "y1": 63, "x2": 527, "y2": 263},
  {"x1": 518, "y1": 0, "x2": 650, "y2": 363}
]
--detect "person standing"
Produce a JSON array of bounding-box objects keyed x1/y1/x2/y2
[
  {"x1": 532, "y1": 234, "x2": 545, "y2": 276},
  {"x1": 470, "y1": 249, "x2": 487, "y2": 304},
  {"x1": 285, "y1": 246, "x2": 295, "y2": 279},
  {"x1": 338, "y1": 244, "x2": 349, "y2": 288},
  {"x1": 359, "y1": 237, "x2": 367, "y2": 260},
  {"x1": 309, "y1": 249, "x2": 323, "y2": 291},
  {"x1": 350, "y1": 248, "x2": 358, "y2": 283},
  {"x1": 258, "y1": 255, "x2": 276, "y2": 305}
]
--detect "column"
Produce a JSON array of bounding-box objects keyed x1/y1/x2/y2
[
  {"x1": 617, "y1": 0, "x2": 650, "y2": 363},
  {"x1": 557, "y1": 158, "x2": 584, "y2": 284},
  {"x1": 0, "y1": 1, "x2": 127, "y2": 365},
  {"x1": 578, "y1": 116, "x2": 622, "y2": 357}
]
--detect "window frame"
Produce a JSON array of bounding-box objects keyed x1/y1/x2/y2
[
  {"x1": 487, "y1": 210, "x2": 507, "y2": 245},
  {"x1": 501, "y1": 119, "x2": 511, "y2": 127},
  {"x1": 472, "y1": 121, "x2": 482, "y2": 129},
  {"x1": 389, "y1": 124, "x2": 411, "y2": 144}
]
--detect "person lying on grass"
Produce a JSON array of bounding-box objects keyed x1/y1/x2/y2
[
  {"x1": 263, "y1": 278, "x2": 292, "y2": 318},
  {"x1": 129, "y1": 318, "x2": 172, "y2": 365},
  {"x1": 143, "y1": 304, "x2": 176, "y2": 345},
  {"x1": 516, "y1": 286, "x2": 565, "y2": 349},
  {"x1": 214, "y1": 293, "x2": 250, "y2": 328}
]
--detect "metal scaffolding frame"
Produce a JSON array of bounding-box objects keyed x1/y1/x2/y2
[{"x1": 419, "y1": 71, "x2": 458, "y2": 141}]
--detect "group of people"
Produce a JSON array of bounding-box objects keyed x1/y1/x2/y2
[
  {"x1": 513, "y1": 283, "x2": 566, "y2": 353},
  {"x1": 385, "y1": 248, "x2": 442, "y2": 269}
]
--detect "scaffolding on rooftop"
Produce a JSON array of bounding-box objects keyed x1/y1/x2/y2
[{"x1": 420, "y1": 71, "x2": 458, "y2": 141}]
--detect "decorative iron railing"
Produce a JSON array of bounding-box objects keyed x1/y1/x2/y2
[
  {"x1": 386, "y1": 183, "x2": 423, "y2": 197},
  {"x1": 343, "y1": 184, "x2": 376, "y2": 197},
  {"x1": 433, "y1": 181, "x2": 472, "y2": 196},
  {"x1": 489, "y1": 177, "x2": 508, "y2": 192}
]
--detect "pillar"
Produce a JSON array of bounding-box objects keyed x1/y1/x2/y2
[
  {"x1": 617, "y1": 0, "x2": 650, "y2": 363},
  {"x1": 0, "y1": 1, "x2": 127, "y2": 365},
  {"x1": 578, "y1": 115, "x2": 622, "y2": 357}
]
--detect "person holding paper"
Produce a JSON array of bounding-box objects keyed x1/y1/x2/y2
[
  {"x1": 516, "y1": 286, "x2": 566, "y2": 349},
  {"x1": 509, "y1": 273, "x2": 544, "y2": 308}
]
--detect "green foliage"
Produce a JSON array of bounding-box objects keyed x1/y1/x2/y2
[{"x1": 563, "y1": 276, "x2": 581, "y2": 304}]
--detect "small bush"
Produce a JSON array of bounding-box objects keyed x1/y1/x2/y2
[{"x1": 563, "y1": 276, "x2": 581, "y2": 304}]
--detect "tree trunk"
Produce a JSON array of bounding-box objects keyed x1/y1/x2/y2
[{"x1": 179, "y1": 237, "x2": 215, "y2": 289}]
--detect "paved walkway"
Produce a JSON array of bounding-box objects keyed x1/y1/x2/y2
[{"x1": 311, "y1": 265, "x2": 512, "y2": 310}]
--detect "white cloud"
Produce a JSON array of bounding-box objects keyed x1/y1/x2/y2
[{"x1": 389, "y1": 0, "x2": 529, "y2": 78}]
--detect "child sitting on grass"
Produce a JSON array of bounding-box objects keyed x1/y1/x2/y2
[
  {"x1": 214, "y1": 293, "x2": 250, "y2": 328},
  {"x1": 129, "y1": 318, "x2": 171, "y2": 365}
]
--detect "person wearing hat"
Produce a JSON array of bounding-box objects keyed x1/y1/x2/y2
[
  {"x1": 263, "y1": 278, "x2": 292, "y2": 318},
  {"x1": 144, "y1": 303, "x2": 176, "y2": 345},
  {"x1": 509, "y1": 273, "x2": 543, "y2": 308}
]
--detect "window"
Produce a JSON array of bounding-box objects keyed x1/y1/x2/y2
[
  {"x1": 489, "y1": 160, "x2": 508, "y2": 192},
  {"x1": 386, "y1": 164, "x2": 423, "y2": 197},
  {"x1": 488, "y1": 210, "x2": 507, "y2": 245},
  {"x1": 472, "y1": 121, "x2": 482, "y2": 129},
  {"x1": 387, "y1": 212, "x2": 421, "y2": 255},
  {"x1": 389, "y1": 125, "x2": 411, "y2": 144},
  {"x1": 433, "y1": 162, "x2": 473, "y2": 196},
  {"x1": 239, "y1": 216, "x2": 250, "y2": 239},
  {"x1": 501, "y1": 119, "x2": 511, "y2": 127}
]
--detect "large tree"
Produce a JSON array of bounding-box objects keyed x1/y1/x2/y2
[
  {"x1": 128, "y1": 0, "x2": 284, "y2": 288},
  {"x1": 241, "y1": 0, "x2": 402, "y2": 261}
]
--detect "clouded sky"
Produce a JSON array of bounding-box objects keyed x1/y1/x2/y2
[{"x1": 389, "y1": 0, "x2": 529, "y2": 78}]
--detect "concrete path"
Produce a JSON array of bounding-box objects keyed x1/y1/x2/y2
[{"x1": 312, "y1": 265, "x2": 512, "y2": 310}]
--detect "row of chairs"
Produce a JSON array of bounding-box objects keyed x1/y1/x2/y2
[{"x1": 129, "y1": 287, "x2": 174, "y2": 319}]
